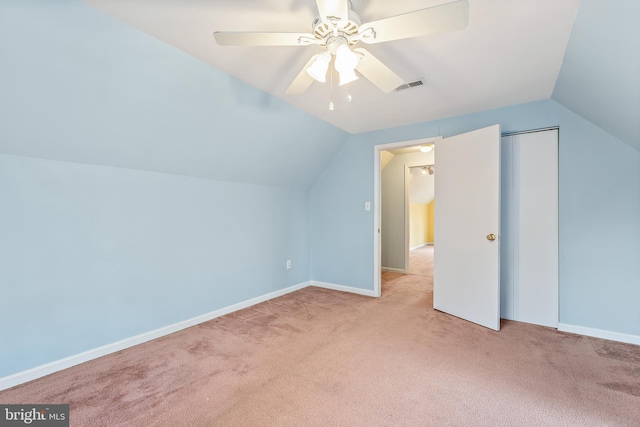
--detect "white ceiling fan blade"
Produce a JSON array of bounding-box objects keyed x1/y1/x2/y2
[
  {"x1": 214, "y1": 32, "x2": 318, "y2": 46},
  {"x1": 353, "y1": 48, "x2": 404, "y2": 93},
  {"x1": 285, "y1": 55, "x2": 318, "y2": 95},
  {"x1": 315, "y1": 0, "x2": 349, "y2": 28},
  {"x1": 358, "y1": 0, "x2": 469, "y2": 44}
]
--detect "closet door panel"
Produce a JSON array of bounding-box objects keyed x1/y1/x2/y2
[
  {"x1": 500, "y1": 129, "x2": 558, "y2": 328},
  {"x1": 512, "y1": 130, "x2": 558, "y2": 328},
  {"x1": 500, "y1": 135, "x2": 515, "y2": 320},
  {"x1": 514, "y1": 129, "x2": 559, "y2": 327}
]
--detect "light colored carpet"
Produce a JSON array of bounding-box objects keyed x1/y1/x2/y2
[
  {"x1": 410, "y1": 244, "x2": 434, "y2": 277},
  {"x1": 2, "y1": 252, "x2": 639, "y2": 426}
]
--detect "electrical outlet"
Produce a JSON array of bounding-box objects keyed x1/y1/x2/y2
[
  {"x1": 365, "y1": 202, "x2": 371, "y2": 211},
  {"x1": 286, "y1": 260, "x2": 292, "y2": 270}
]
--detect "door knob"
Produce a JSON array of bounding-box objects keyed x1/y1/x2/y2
[{"x1": 486, "y1": 234, "x2": 496, "y2": 241}]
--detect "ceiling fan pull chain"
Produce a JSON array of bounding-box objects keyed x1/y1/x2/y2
[{"x1": 329, "y1": 59, "x2": 335, "y2": 111}]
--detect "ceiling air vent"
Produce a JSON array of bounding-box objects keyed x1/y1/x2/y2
[{"x1": 395, "y1": 79, "x2": 425, "y2": 92}]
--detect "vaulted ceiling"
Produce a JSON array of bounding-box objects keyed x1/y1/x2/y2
[
  {"x1": 552, "y1": 0, "x2": 640, "y2": 152},
  {"x1": 81, "y1": 0, "x2": 582, "y2": 135},
  {"x1": 1, "y1": 0, "x2": 637, "y2": 192}
]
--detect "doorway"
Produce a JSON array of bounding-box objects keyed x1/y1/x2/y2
[
  {"x1": 379, "y1": 150, "x2": 436, "y2": 292},
  {"x1": 373, "y1": 137, "x2": 440, "y2": 296},
  {"x1": 373, "y1": 126, "x2": 559, "y2": 331}
]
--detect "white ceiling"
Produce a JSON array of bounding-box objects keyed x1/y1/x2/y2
[{"x1": 80, "y1": 0, "x2": 581, "y2": 134}]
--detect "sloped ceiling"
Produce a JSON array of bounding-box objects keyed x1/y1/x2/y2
[
  {"x1": 552, "y1": 0, "x2": 640, "y2": 152},
  {"x1": 0, "y1": 0, "x2": 349, "y2": 190},
  {"x1": 409, "y1": 168, "x2": 435, "y2": 205},
  {"x1": 2, "y1": 0, "x2": 635, "y2": 192},
  {"x1": 80, "y1": 0, "x2": 581, "y2": 134}
]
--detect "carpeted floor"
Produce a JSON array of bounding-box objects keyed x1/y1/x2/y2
[
  {"x1": 410, "y1": 244, "x2": 434, "y2": 277},
  {"x1": 2, "y1": 247, "x2": 639, "y2": 426}
]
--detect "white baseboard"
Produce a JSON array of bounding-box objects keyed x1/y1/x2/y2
[
  {"x1": 381, "y1": 267, "x2": 405, "y2": 274},
  {"x1": 310, "y1": 281, "x2": 377, "y2": 297},
  {"x1": 0, "y1": 281, "x2": 310, "y2": 391},
  {"x1": 410, "y1": 243, "x2": 427, "y2": 251},
  {"x1": 557, "y1": 323, "x2": 640, "y2": 346}
]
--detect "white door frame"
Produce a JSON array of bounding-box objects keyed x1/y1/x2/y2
[{"x1": 373, "y1": 136, "x2": 441, "y2": 297}]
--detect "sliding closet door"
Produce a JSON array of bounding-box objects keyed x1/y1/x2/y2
[{"x1": 501, "y1": 129, "x2": 558, "y2": 328}]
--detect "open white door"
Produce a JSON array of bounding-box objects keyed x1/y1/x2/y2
[{"x1": 433, "y1": 124, "x2": 501, "y2": 330}]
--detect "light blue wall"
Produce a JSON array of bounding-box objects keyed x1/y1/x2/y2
[
  {"x1": 310, "y1": 100, "x2": 556, "y2": 288},
  {"x1": 0, "y1": 0, "x2": 347, "y2": 378},
  {"x1": 556, "y1": 106, "x2": 640, "y2": 334},
  {"x1": 0, "y1": 154, "x2": 311, "y2": 377},
  {"x1": 552, "y1": 0, "x2": 640, "y2": 151},
  {"x1": 310, "y1": 99, "x2": 640, "y2": 337}
]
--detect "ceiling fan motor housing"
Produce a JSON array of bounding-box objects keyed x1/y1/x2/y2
[
  {"x1": 326, "y1": 36, "x2": 351, "y2": 54},
  {"x1": 312, "y1": 10, "x2": 362, "y2": 46}
]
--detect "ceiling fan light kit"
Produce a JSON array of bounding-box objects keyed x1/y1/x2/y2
[
  {"x1": 213, "y1": 0, "x2": 469, "y2": 103},
  {"x1": 334, "y1": 45, "x2": 361, "y2": 85},
  {"x1": 338, "y1": 67, "x2": 358, "y2": 86},
  {"x1": 306, "y1": 52, "x2": 332, "y2": 82}
]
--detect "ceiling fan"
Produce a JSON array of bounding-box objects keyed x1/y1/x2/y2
[{"x1": 214, "y1": 0, "x2": 469, "y2": 95}]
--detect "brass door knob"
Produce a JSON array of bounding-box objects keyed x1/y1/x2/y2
[{"x1": 486, "y1": 234, "x2": 496, "y2": 241}]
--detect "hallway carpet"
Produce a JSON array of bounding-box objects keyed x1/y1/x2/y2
[
  {"x1": 2, "y1": 254, "x2": 639, "y2": 425},
  {"x1": 410, "y1": 244, "x2": 434, "y2": 277}
]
